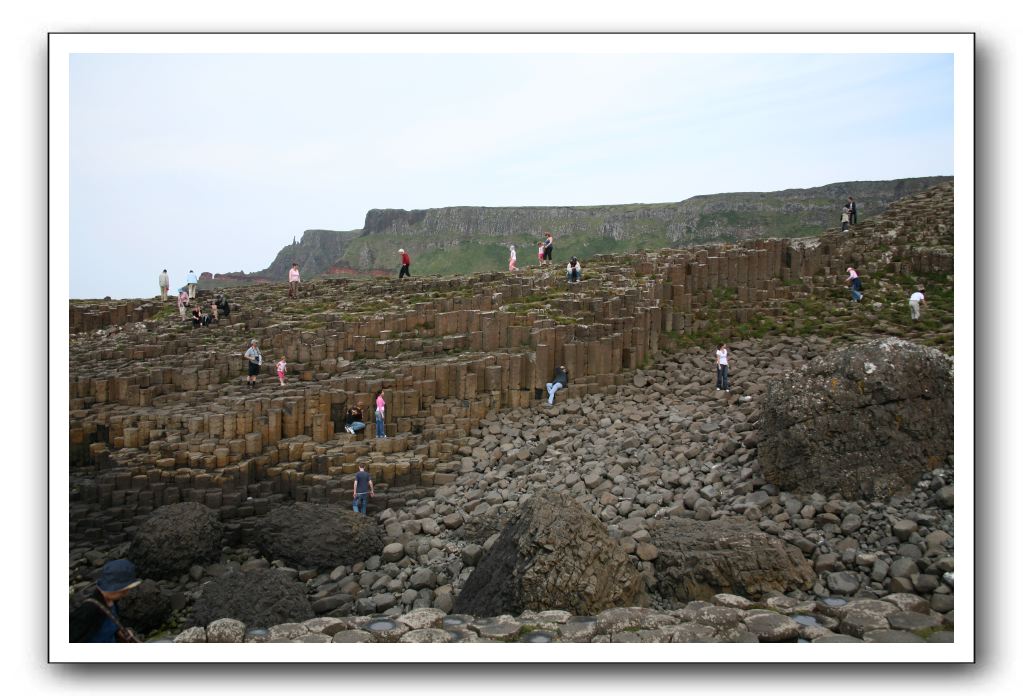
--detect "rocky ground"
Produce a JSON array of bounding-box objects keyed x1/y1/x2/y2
[{"x1": 71, "y1": 334, "x2": 954, "y2": 644}]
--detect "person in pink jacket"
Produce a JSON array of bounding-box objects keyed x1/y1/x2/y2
[{"x1": 374, "y1": 388, "x2": 386, "y2": 438}]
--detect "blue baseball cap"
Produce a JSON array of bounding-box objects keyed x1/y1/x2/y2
[{"x1": 97, "y1": 559, "x2": 141, "y2": 592}]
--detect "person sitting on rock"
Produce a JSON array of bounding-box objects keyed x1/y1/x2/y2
[
  {"x1": 546, "y1": 365, "x2": 568, "y2": 405},
  {"x1": 345, "y1": 401, "x2": 366, "y2": 435},
  {"x1": 566, "y1": 257, "x2": 581, "y2": 283},
  {"x1": 352, "y1": 462, "x2": 374, "y2": 514}
]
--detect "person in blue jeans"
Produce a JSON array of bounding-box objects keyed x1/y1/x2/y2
[
  {"x1": 374, "y1": 388, "x2": 386, "y2": 438},
  {"x1": 715, "y1": 343, "x2": 730, "y2": 392},
  {"x1": 846, "y1": 267, "x2": 863, "y2": 302},
  {"x1": 344, "y1": 402, "x2": 366, "y2": 435},
  {"x1": 546, "y1": 365, "x2": 568, "y2": 405},
  {"x1": 352, "y1": 463, "x2": 374, "y2": 514}
]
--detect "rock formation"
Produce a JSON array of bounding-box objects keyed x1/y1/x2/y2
[
  {"x1": 191, "y1": 568, "x2": 315, "y2": 628},
  {"x1": 650, "y1": 518, "x2": 816, "y2": 602},
  {"x1": 128, "y1": 502, "x2": 224, "y2": 579},
  {"x1": 758, "y1": 338, "x2": 953, "y2": 500},
  {"x1": 452, "y1": 491, "x2": 646, "y2": 617},
  {"x1": 254, "y1": 502, "x2": 383, "y2": 570}
]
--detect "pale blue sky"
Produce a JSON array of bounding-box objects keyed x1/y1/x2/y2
[{"x1": 69, "y1": 52, "x2": 953, "y2": 299}]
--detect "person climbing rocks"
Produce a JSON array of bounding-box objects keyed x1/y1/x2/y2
[
  {"x1": 508, "y1": 244, "x2": 517, "y2": 272},
  {"x1": 546, "y1": 365, "x2": 568, "y2": 405},
  {"x1": 69, "y1": 559, "x2": 142, "y2": 643},
  {"x1": 398, "y1": 249, "x2": 411, "y2": 279},
  {"x1": 352, "y1": 462, "x2": 374, "y2": 514},
  {"x1": 177, "y1": 288, "x2": 189, "y2": 320},
  {"x1": 186, "y1": 270, "x2": 198, "y2": 299},
  {"x1": 715, "y1": 343, "x2": 730, "y2": 392},
  {"x1": 345, "y1": 401, "x2": 366, "y2": 435},
  {"x1": 567, "y1": 257, "x2": 581, "y2": 283},
  {"x1": 288, "y1": 263, "x2": 301, "y2": 298},
  {"x1": 243, "y1": 339, "x2": 262, "y2": 387},
  {"x1": 846, "y1": 267, "x2": 863, "y2": 302},
  {"x1": 909, "y1": 287, "x2": 926, "y2": 320},
  {"x1": 847, "y1": 196, "x2": 857, "y2": 225},
  {"x1": 374, "y1": 387, "x2": 387, "y2": 437},
  {"x1": 158, "y1": 269, "x2": 170, "y2": 300}
]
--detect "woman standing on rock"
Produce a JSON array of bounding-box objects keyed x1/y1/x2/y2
[
  {"x1": 374, "y1": 388, "x2": 386, "y2": 438},
  {"x1": 715, "y1": 343, "x2": 730, "y2": 392}
]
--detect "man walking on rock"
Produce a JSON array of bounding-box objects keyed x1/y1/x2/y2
[
  {"x1": 158, "y1": 269, "x2": 170, "y2": 300},
  {"x1": 186, "y1": 270, "x2": 198, "y2": 300},
  {"x1": 353, "y1": 462, "x2": 374, "y2": 514},
  {"x1": 288, "y1": 263, "x2": 301, "y2": 298},
  {"x1": 398, "y1": 248, "x2": 411, "y2": 279},
  {"x1": 847, "y1": 196, "x2": 857, "y2": 225}
]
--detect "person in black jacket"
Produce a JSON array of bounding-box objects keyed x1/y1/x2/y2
[
  {"x1": 546, "y1": 365, "x2": 568, "y2": 405},
  {"x1": 69, "y1": 559, "x2": 142, "y2": 643},
  {"x1": 847, "y1": 196, "x2": 857, "y2": 225},
  {"x1": 344, "y1": 401, "x2": 366, "y2": 435}
]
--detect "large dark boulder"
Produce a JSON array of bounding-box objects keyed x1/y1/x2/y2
[
  {"x1": 191, "y1": 569, "x2": 313, "y2": 628},
  {"x1": 255, "y1": 503, "x2": 383, "y2": 570},
  {"x1": 759, "y1": 338, "x2": 953, "y2": 500},
  {"x1": 118, "y1": 579, "x2": 173, "y2": 635},
  {"x1": 453, "y1": 491, "x2": 645, "y2": 617},
  {"x1": 650, "y1": 517, "x2": 815, "y2": 602},
  {"x1": 128, "y1": 502, "x2": 224, "y2": 579}
]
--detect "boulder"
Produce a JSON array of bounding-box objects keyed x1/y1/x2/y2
[
  {"x1": 116, "y1": 579, "x2": 172, "y2": 635},
  {"x1": 759, "y1": 339, "x2": 953, "y2": 500},
  {"x1": 649, "y1": 517, "x2": 815, "y2": 602},
  {"x1": 128, "y1": 502, "x2": 224, "y2": 579},
  {"x1": 254, "y1": 503, "x2": 383, "y2": 570},
  {"x1": 452, "y1": 491, "x2": 645, "y2": 617},
  {"x1": 191, "y1": 569, "x2": 314, "y2": 628}
]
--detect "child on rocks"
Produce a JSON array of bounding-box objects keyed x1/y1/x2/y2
[{"x1": 276, "y1": 356, "x2": 287, "y2": 386}]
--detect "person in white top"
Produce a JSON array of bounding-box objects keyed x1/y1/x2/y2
[
  {"x1": 909, "y1": 288, "x2": 926, "y2": 320},
  {"x1": 566, "y1": 257, "x2": 581, "y2": 283},
  {"x1": 508, "y1": 245, "x2": 517, "y2": 272},
  {"x1": 288, "y1": 263, "x2": 301, "y2": 298},
  {"x1": 243, "y1": 339, "x2": 262, "y2": 387},
  {"x1": 158, "y1": 269, "x2": 170, "y2": 300},
  {"x1": 715, "y1": 343, "x2": 730, "y2": 392},
  {"x1": 276, "y1": 355, "x2": 287, "y2": 386}
]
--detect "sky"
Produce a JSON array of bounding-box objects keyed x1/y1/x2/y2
[{"x1": 69, "y1": 51, "x2": 953, "y2": 299}]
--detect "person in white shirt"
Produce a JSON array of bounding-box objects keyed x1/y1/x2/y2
[
  {"x1": 566, "y1": 257, "x2": 581, "y2": 283},
  {"x1": 909, "y1": 288, "x2": 926, "y2": 320},
  {"x1": 715, "y1": 343, "x2": 730, "y2": 392},
  {"x1": 508, "y1": 245, "x2": 517, "y2": 272},
  {"x1": 158, "y1": 269, "x2": 170, "y2": 300},
  {"x1": 276, "y1": 356, "x2": 287, "y2": 386},
  {"x1": 243, "y1": 339, "x2": 262, "y2": 387},
  {"x1": 288, "y1": 263, "x2": 301, "y2": 298},
  {"x1": 186, "y1": 270, "x2": 198, "y2": 300}
]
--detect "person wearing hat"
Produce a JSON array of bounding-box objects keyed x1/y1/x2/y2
[
  {"x1": 243, "y1": 338, "x2": 262, "y2": 387},
  {"x1": 398, "y1": 248, "x2": 411, "y2": 279},
  {"x1": 69, "y1": 559, "x2": 142, "y2": 642}
]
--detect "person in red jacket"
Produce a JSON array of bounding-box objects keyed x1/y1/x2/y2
[{"x1": 398, "y1": 248, "x2": 411, "y2": 279}]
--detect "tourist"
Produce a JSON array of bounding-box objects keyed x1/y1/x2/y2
[
  {"x1": 288, "y1": 263, "x2": 300, "y2": 298},
  {"x1": 909, "y1": 287, "x2": 926, "y2": 321},
  {"x1": 566, "y1": 257, "x2": 581, "y2": 283},
  {"x1": 841, "y1": 205, "x2": 851, "y2": 232},
  {"x1": 191, "y1": 305, "x2": 204, "y2": 328},
  {"x1": 543, "y1": 232, "x2": 554, "y2": 264},
  {"x1": 374, "y1": 387, "x2": 387, "y2": 437},
  {"x1": 158, "y1": 269, "x2": 170, "y2": 301},
  {"x1": 715, "y1": 343, "x2": 730, "y2": 392},
  {"x1": 546, "y1": 364, "x2": 568, "y2": 405},
  {"x1": 186, "y1": 270, "x2": 198, "y2": 299},
  {"x1": 508, "y1": 244, "x2": 517, "y2": 272},
  {"x1": 209, "y1": 299, "x2": 219, "y2": 323},
  {"x1": 848, "y1": 196, "x2": 857, "y2": 225},
  {"x1": 846, "y1": 267, "x2": 863, "y2": 302},
  {"x1": 538, "y1": 240, "x2": 546, "y2": 266},
  {"x1": 69, "y1": 559, "x2": 142, "y2": 643},
  {"x1": 177, "y1": 288, "x2": 189, "y2": 320},
  {"x1": 344, "y1": 401, "x2": 366, "y2": 435},
  {"x1": 398, "y1": 248, "x2": 411, "y2": 279},
  {"x1": 352, "y1": 462, "x2": 375, "y2": 514},
  {"x1": 216, "y1": 294, "x2": 231, "y2": 318},
  {"x1": 276, "y1": 355, "x2": 288, "y2": 386},
  {"x1": 243, "y1": 339, "x2": 262, "y2": 387}
]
